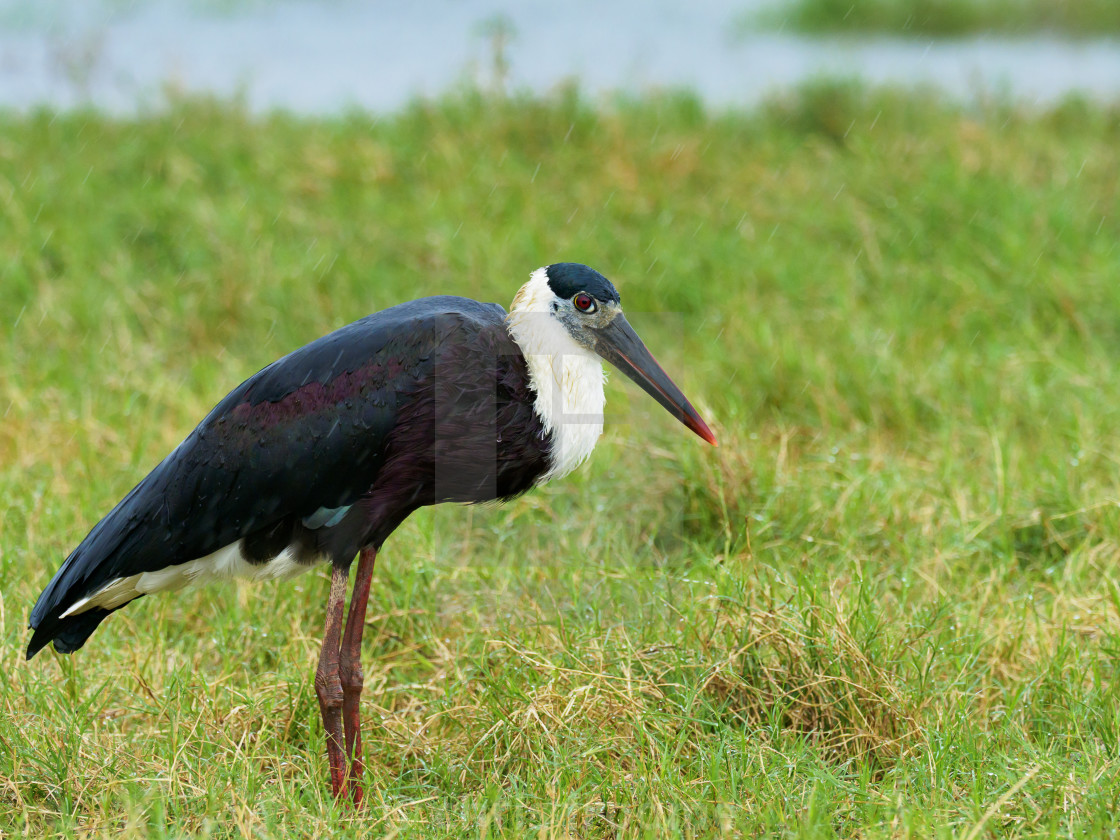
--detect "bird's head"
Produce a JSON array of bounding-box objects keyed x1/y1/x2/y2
[{"x1": 509, "y1": 263, "x2": 717, "y2": 446}]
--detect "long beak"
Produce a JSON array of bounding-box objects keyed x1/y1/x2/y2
[{"x1": 590, "y1": 314, "x2": 718, "y2": 446}]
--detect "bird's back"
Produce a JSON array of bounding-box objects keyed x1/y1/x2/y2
[{"x1": 28, "y1": 296, "x2": 547, "y2": 658}]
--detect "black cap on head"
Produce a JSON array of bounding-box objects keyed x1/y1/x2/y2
[{"x1": 545, "y1": 263, "x2": 620, "y2": 304}]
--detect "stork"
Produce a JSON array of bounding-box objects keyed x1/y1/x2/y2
[{"x1": 27, "y1": 263, "x2": 716, "y2": 802}]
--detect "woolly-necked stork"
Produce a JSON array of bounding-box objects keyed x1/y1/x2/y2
[{"x1": 27, "y1": 263, "x2": 716, "y2": 802}]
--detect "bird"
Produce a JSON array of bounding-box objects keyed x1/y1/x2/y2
[{"x1": 26, "y1": 262, "x2": 717, "y2": 803}]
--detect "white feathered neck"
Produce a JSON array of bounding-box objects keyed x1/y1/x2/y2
[{"x1": 506, "y1": 267, "x2": 606, "y2": 483}]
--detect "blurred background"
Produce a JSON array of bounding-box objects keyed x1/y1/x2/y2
[
  {"x1": 1, "y1": 0, "x2": 1119, "y2": 112},
  {"x1": 5, "y1": 2, "x2": 1120, "y2": 836}
]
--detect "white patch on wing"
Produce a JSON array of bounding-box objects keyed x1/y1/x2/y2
[
  {"x1": 59, "y1": 541, "x2": 322, "y2": 618},
  {"x1": 507, "y1": 266, "x2": 606, "y2": 482}
]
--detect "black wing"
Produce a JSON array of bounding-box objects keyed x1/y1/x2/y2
[{"x1": 27, "y1": 296, "x2": 508, "y2": 657}]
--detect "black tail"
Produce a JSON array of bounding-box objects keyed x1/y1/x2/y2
[
  {"x1": 26, "y1": 477, "x2": 158, "y2": 660},
  {"x1": 26, "y1": 606, "x2": 125, "y2": 659}
]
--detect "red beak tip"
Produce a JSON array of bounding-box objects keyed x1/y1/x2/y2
[{"x1": 689, "y1": 418, "x2": 718, "y2": 447}]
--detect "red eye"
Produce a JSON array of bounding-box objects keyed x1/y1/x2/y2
[{"x1": 573, "y1": 293, "x2": 596, "y2": 313}]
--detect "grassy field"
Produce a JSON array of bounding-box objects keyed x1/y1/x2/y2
[
  {"x1": 2, "y1": 85, "x2": 1120, "y2": 837},
  {"x1": 755, "y1": 0, "x2": 1120, "y2": 37}
]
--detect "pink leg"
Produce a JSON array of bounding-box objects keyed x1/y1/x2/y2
[
  {"x1": 339, "y1": 546, "x2": 377, "y2": 805},
  {"x1": 314, "y1": 564, "x2": 349, "y2": 800}
]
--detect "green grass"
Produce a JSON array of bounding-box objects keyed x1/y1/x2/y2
[
  {"x1": 3, "y1": 84, "x2": 1120, "y2": 836},
  {"x1": 755, "y1": 0, "x2": 1120, "y2": 37}
]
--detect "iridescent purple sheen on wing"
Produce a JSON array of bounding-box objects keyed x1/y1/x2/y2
[{"x1": 27, "y1": 296, "x2": 551, "y2": 657}]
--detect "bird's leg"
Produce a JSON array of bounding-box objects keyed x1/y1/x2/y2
[
  {"x1": 339, "y1": 546, "x2": 377, "y2": 804},
  {"x1": 315, "y1": 564, "x2": 349, "y2": 800}
]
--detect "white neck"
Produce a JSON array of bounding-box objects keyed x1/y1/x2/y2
[{"x1": 506, "y1": 267, "x2": 605, "y2": 483}]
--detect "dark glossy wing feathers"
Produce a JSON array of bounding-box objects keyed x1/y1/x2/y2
[{"x1": 27, "y1": 296, "x2": 512, "y2": 657}]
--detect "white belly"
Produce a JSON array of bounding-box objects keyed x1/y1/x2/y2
[{"x1": 59, "y1": 541, "x2": 324, "y2": 618}]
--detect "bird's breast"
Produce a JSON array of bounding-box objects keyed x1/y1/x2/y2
[
  {"x1": 521, "y1": 350, "x2": 605, "y2": 483},
  {"x1": 505, "y1": 307, "x2": 607, "y2": 483}
]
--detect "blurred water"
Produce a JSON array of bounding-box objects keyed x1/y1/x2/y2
[{"x1": 0, "y1": 0, "x2": 1118, "y2": 113}]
